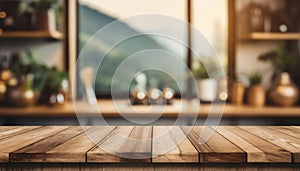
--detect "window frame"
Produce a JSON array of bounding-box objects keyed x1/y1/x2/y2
[{"x1": 69, "y1": 0, "x2": 230, "y2": 99}]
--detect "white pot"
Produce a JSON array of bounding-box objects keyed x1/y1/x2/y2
[
  {"x1": 197, "y1": 79, "x2": 217, "y2": 101},
  {"x1": 48, "y1": 9, "x2": 56, "y2": 31}
]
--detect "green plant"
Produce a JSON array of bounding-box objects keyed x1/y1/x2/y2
[
  {"x1": 10, "y1": 50, "x2": 68, "y2": 93},
  {"x1": 192, "y1": 57, "x2": 220, "y2": 79},
  {"x1": 10, "y1": 51, "x2": 48, "y2": 91},
  {"x1": 44, "y1": 67, "x2": 68, "y2": 92},
  {"x1": 259, "y1": 42, "x2": 297, "y2": 73},
  {"x1": 192, "y1": 60, "x2": 209, "y2": 79},
  {"x1": 248, "y1": 72, "x2": 262, "y2": 86},
  {"x1": 19, "y1": 0, "x2": 60, "y2": 13}
]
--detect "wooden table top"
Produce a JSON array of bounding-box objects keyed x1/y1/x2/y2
[
  {"x1": 1, "y1": 99, "x2": 300, "y2": 117},
  {"x1": 0, "y1": 126, "x2": 300, "y2": 163}
]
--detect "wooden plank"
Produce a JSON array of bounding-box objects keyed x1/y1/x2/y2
[
  {"x1": 0, "y1": 126, "x2": 21, "y2": 132},
  {"x1": 181, "y1": 126, "x2": 245, "y2": 163},
  {"x1": 88, "y1": 126, "x2": 152, "y2": 163},
  {"x1": 215, "y1": 126, "x2": 268, "y2": 162},
  {"x1": 10, "y1": 126, "x2": 87, "y2": 162},
  {"x1": 2, "y1": 164, "x2": 300, "y2": 171},
  {"x1": 152, "y1": 126, "x2": 198, "y2": 163},
  {"x1": 240, "y1": 126, "x2": 300, "y2": 163},
  {"x1": 226, "y1": 126, "x2": 291, "y2": 163},
  {"x1": 47, "y1": 126, "x2": 115, "y2": 162},
  {"x1": 0, "y1": 126, "x2": 68, "y2": 163},
  {"x1": 267, "y1": 126, "x2": 300, "y2": 140},
  {"x1": 0, "y1": 126, "x2": 40, "y2": 140},
  {"x1": 292, "y1": 126, "x2": 300, "y2": 130}
]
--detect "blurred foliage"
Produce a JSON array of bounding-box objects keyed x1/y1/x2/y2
[
  {"x1": 19, "y1": 0, "x2": 60, "y2": 13},
  {"x1": 10, "y1": 51, "x2": 67, "y2": 93},
  {"x1": 248, "y1": 72, "x2": 262, "y2": 86},
  {"x1": 192, "y1": 57, "x2": 219, "y2": 79},
  {"x1": 258, "y1": 41, "x2": 300, "y2": 87},
  {"x1": 192, "y1": 59, "x2": 209, "y2": 79},
  {"x1": 259, "y1": 42, "x2": 297, "y2": 73}
]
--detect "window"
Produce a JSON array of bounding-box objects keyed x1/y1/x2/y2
[
  {"x1": 77, "y1": 0, "x2": 227, "y2": 98},
  {"x1": 192, "y1": 0, "x2": 228, "y2": 70}
]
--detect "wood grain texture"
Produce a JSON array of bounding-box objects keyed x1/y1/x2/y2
[
  {"x1": 0, "y1": 126, "x2": 21, "y2": 132},
  {"x1": 88, "y1": 126, "x2": 152, "y2": 163},
  {"x1": 181, "y1": 126, "x2": 246, "y2": 163},
  {"x1": 215, "y1": 126, "x2": 267, "y2": 162},
  {"x1": 226, "y1": 126, "x2": 291, "y2": 163},
  {"x1": 0, "y1": 126, "x2": 300, "y2": 164},
  {"x1": 240, "y1": 126, "x2": 300, "y2": 163},
  {"x1": 152, "y1": 126, "x2": 198, "y2": 163},
  {"x1": 266, "y1": 126, "x2": 300, "y2": 140},
  {"x1": 0, "y1": 126, "x2": 40, "y2": 140},
  {"x1": 46, "y1": 126, "x2": 115, "y2": 162},
  {"x1": 1, "y1": 163, "x2": 300, "y2": 171},
  {"x1": 10, "y1": 126, "x2": 86, "y2": 162},
  {"x1": 292, "y1": 126, "x2": 300, "y2": 130},
  {"x1": 0, "y1": 126, "x2": 68, "y2": 162}
]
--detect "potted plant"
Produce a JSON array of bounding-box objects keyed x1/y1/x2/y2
[
  {"x1": 19, "y1": 0, "x2": 60, "y2": 31},
  {"x1": 192, "y1": 59, "x2": 217, "y2": 102},
  {"x1": 231, "y1": 74, "x2": 246, "y2": 105},
  {"x1": 259, "y1": 42, "x2": 299, "y2": 106},
  {"x1": 6, "y1": 51, "x2": 68, "y2": 107},
  {"x1": 247, "y1": 72, "x2": 265, "y2": 107},
  {"x1": 7, "y1": 51, "x2": 46, "y2": 107},
  {"x1": 43, "y1": 67, "x2": 69, "y2": 106}
]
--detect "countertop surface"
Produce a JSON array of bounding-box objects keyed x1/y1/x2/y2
[
  {"x1": 0, "y1": 126, "x2": 300, "y2": 163},
  {"x1": 1, "y1": 99, "x2": 300, "y2": 118}
]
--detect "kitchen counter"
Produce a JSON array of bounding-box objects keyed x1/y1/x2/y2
[{"x1": 0, "y1": 126, "x2": 300, "y2": 170}]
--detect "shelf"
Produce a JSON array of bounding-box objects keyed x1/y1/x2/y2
[
  {"x1": 0, "y1": 100, "x2": 299, "y2": 118},
  {"x1": 240, "y1": 32, "x2": 300, "y2": 41},
  {"x1": 0, "y1": 30, "x2": 63, "y2": 40}
]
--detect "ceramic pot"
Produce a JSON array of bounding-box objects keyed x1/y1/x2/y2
[
  {"x1": 269, "y1": 72, "x2": 299, "y2": 107},
  {"x1": 7, "y1": 74, "x2": 39, "y2": 107},
  {"x1": 197, "y1": 79, "x2": 217, "y2": 102},
  {"x1": 231, "y1": 81, "x2": 245, "y2": 105},
  {"x1": 247, "y1": 85, "x2": 265, "y2": 107}
]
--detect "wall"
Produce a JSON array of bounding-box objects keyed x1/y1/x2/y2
[{"x1": 236, "y1": 41, "x2": 276, "y2": 88}]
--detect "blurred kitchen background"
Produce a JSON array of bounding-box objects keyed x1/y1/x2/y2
[{"x1": 0, "y1": 0, "x2": 299, "y2": 125}]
